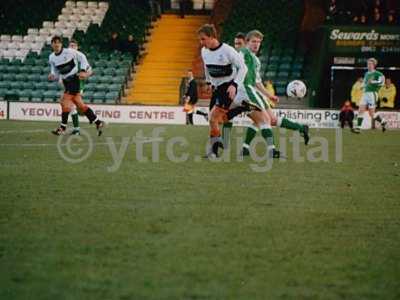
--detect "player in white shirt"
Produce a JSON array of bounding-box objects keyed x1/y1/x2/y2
[
  {"x1": 198, "y1": 24, "x2": 248, "y2": 157},
  {"x1": 48, "y1": 36, "x2": 104, "y2": 136}
]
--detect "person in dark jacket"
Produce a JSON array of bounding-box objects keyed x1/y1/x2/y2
[
  {"x1": 340, "y1": 100, "x2": 356, "y2": 131},
  {"x1": 122, "y1": 34, "x2": 139, "y2": 60},
  {"x1": 183, "y1": 70, "x2": 208, "y2": 125},
  {"x1": 108, "y1": 32, "x2": 121, "y2": 51}
]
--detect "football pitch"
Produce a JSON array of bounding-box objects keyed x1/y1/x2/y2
[{"x1": 1, "y1": 120, "x2": 400, "y2": 299}]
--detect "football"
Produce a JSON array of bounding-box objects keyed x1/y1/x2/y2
[{"x1": 287, "y1": 80, "x2": 307, "y2": 98}]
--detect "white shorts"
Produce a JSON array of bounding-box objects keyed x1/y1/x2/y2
[
  {"x1": 232, "y1": 85, "x2": 270, "y2": 110},
  {"x1": 360, "y1": 92, "x2": 378, "y2": 109}
]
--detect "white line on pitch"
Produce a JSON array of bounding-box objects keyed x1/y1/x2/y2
[{"x1": 0, "y1": 138, "x2": 164, "y2": 147}]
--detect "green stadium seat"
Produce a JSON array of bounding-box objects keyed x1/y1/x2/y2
[
  {"x1": 10, "y1": 82, "x2": 21, "y2": 90},
  {"x1": 276, "y1": 87, "x2": 286, "y2": 95},
  {"x1": 0, "y1": 81, "x2": 10, "y2": 89},
  {"x1": 111, "y1": 76, "x2": 125, "y2": 84},
  {"x1": 31, "y1": 66, "x2": 43, "y2": 74},
  {"x1": 102, "y1": 68, "x2": 115, "y2": 76},
  {"x1": 87, "y1": 76, "x2": 100, "y2": 84},
  {"x1": 34, "y1": 82, "x2": 47, "y2": 90},
  {"x1": 267, "y1": 64, "x2": 278, "y2": 71},
  {"x1": 22, "y1": 82, "x2": 35, "y2": 90},
  {"x1": 265, "y1": 71, "x2": 277, "y2": 78},
  {"x1": 30, "y1": 91, "x2": 43, "y2": 102},
  {"x1": 18, "y1": 66, "x2": 31, "y2": 74},
  {"x1": 292, "y1": 63, "x2": 303, "y2": 71},
  {"x1": 114, "y1": 69, "x2": 127, "y2": 76},
  {"x1": 290, "y1": 71, "x2": 302, "y2": 78},
  {"x1": 19, "y1": 90, "x2": 31, "y2": 101},
  {"x1": 105, "y1": 91, "x2": 119, "y2": 103},
  {"x1": 0, "y1": 89, "x2": 7, "y2": 100},
  {"x1": 15, "y1": 74, "x2": 28, "y2": 81},
  {"x1": 92, "y1": 91, "x2": 105, "y2": 103},
  {"x1": 269, "y1": 56, "x2": 280, "y2": 63},
  {"x1": 108, "y1": 83, "x2": 121, "y2": 92},
  {"x1": 26, "y1": 74, "x2": 41, "y2": 82},
  {"x1": 5, "y1": 89, "x2": 19, "y2": 100},
  {"x1": 279, "y1": 63, "x2": 291, "y2": 71},
  {"x1": 43, "y1": 90, "x2": 59, "y2": 101},
  {"x1": 98, "y1": 76, "x2": 112, "y2": 84},
  {"x1": 6, "y1": 66, "x2": 19, "y2": 74},
  {"x1": 85, "y1": 83, "x2": 96, "y2": 91},
  {"x1": 277, "y1": 71, "x2": 289, "y2": 79},
  {"x1": 46, "y1": 82, "x2": 60, "y2": 91},
  {"x1": 95, "y1": 84, "x2": 109, "y2": 92},
  {"x1": 280, "y1": 55, "x2": 293, "y2": 63},
  {"x1": 83, "y1": 91, "x2": 94, "y2": 101}
]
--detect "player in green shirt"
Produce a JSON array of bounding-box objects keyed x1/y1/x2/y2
[
  {"x1": 232, "y1": 30, "x2": 309, "y2": 157},
  {"x1": 353, "y1": 58, "x2": 387, "y2": 133}
]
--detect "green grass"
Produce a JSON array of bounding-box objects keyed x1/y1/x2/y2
[{"x1": 0, "y1": 120, "x2": 400, "y2": 300}]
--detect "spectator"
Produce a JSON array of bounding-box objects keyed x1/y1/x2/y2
[
  {"x1": 183, "y1": 70, "x2": 208, "y2": 125},
  {"x1": 339, "y1": 100, "x2": 355, "y2": 130},
  {"x1": 360, "y1": 13, "x2": 368, "y2": 24},
  {"x1": 108, "y1": 32, "x2": 121, "y2": 51},
  {"x1": 386, "y1": 11, "x2": 396, "y2": 25},
  {"x1": 372, "y1": 10, "x2": 382, "y2": 24},
  {"x1": 351, "y1": 77, "x2": 363, "y2": 107},
  {"x1": 122, "y1": 34, "x2": 139, "y2": 59},
  {"x1": 378, "y1": 78, "x2": 397, "y2": 109},
  {"x1": 352, "y1": 14, "x2": 359, "y2": 24},
  {"x1": 178, "y1": 0, "x2": 188, "y2": 18},
  {"x1": 264, "y1": 80, "x2": 276, "y2": 106},
  {"x1": 328, "y1": 0, "x2": 337, "y2": 15},
  {"x1": 326, "y1": 0, "x2": 338, "y2": 22}
]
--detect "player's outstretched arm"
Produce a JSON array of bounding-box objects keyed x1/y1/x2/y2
[{"x1": 256, "y1": 82, "x2": 279, "y2": 102}]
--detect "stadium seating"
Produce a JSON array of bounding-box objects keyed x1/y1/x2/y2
[
  {"x1": 127, "y1": 14, "x2": 209, "y2": 105},
  {"x1": 221, "y1": 0, "x2": 307, "y2": 95},
  {"x1": 171, "y1": 0, "x2": 215, "y2": 10},
  {"x1": 0, "y1": 0, "x2": 152, "y2": 104}
]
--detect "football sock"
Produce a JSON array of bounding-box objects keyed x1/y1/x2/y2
[
  {"x1": 71, "y1": 112, "x2": 79, "y2": 130},
  {"x1": 187, "y1": 113, "x2": 194, "y2": 125},
  {"x1": 195, "y1": 110, "x2": 208, "y2": 117},
  {"x1": 84, "y1": 107, "x2": 100, "y2": 124},
  {"x1": 373, "y1": 113, "x2": 385, "y2": 124},
  {"x1": 357, "y1": 117, "x2": 363, "y2": 127},
  {"x1": 278, "y1": 116, "x2": 304, "y2": 132},
  {"x1": 61, "y1": 112, "x2": 69, "y2": 130},
  {"x1": 260, "y1": 124, "x2": 275, "y2": 150},
  {"x1": 242, "y1": 125, "x2": 258, "y2": 149},
  {"x1": 222, "y1": 122, "x2": 233, "y2": 149},
  {"x1": 209, "y1": 136, "x2": 223, "y2": 156}
]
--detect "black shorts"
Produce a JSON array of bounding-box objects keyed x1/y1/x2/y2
[
  {"x1": 210, "y1": 81, "x2": 237, "y2": 110},
  {"x1": 63, "y1": 74, "x2": 81, "y2": 95}
]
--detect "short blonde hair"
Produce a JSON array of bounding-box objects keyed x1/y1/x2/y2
[
  {"x1": 198, "y1": 24, "x2": 217, "y2": 38},
  {"x1": 246, "y1": 30, "x2": 264, "y2": 41},
  {"x1": 368, "y1": 58, "x2": 378, "y2": 66}
]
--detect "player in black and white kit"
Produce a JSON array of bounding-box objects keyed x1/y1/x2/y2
[
  {"x1": 48, "y1": 36, "x2": 104, "y2": 136},
  {"x1": 198, "y1": 24, "x2": 248, "y2": 157}
]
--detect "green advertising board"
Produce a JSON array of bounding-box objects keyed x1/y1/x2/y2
[{"x1": 327, "y1": 26, "x2": 400, "y2": 54}]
